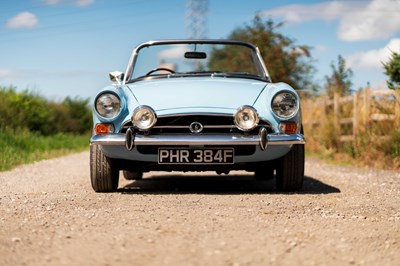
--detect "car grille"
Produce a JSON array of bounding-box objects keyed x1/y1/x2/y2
[{"x1": 120, "y1": 114, "x2": 274, "y2": 135}]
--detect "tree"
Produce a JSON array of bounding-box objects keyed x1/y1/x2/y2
[
  {"x1": 324, "y1": 55, "x2": 353, "y2": 98},
  {"x1": 209, "y1": 16, "x2": 316, "y2": 91},
  {"x1": 383, "y1": 51, "x2": 400, "y2": 90}
]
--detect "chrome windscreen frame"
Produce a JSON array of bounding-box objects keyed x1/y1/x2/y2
[{"x1": 122, "y1": 39, "x2": 272, "y2": 84}]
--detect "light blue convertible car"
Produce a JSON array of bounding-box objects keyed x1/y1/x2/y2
[{"x1": 90, "y1": 40, "x2": 305, "y2": 192}]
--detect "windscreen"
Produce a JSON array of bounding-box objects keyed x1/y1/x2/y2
[{"x1": 129, "y1": 43, "x2": 264, "y2": 81}]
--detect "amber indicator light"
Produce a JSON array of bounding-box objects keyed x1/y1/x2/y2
[
  {"x1": 95, "y1": 124, "x2": 112, "y2": 135},
  {"x1": 282, "y1": 122, "x2": 297, "y2": 134}
]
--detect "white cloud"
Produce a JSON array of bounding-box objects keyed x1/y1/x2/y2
[
  {"x1": 259, "y1": 1, "x2": 362, "y2": 23},
  {"x1": 5, "y1": 12, "x2": 38, "y2": 29},
  {"x1": 260, "y1": 0, "x2": 400, "y2": 42},
  {"x1": 158, "y1": 45, "x2": 189, "y2": 60},
  {"x1": 43, "y1": 0, "x2": 95, "y2": 6},
  {"x1": 346, "y1": 38, "x2": 400, "y2": 71},
  {"x1": 75, "y1": 0, "x2": 94, "y2": 6},
  {"x1": 339, "y1": 0, "x2": 400, "y2": 41},
  {"x1": 0, "y1": 68, "x2": 19, "y2": 79}
]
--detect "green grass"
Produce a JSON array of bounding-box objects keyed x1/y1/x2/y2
[{"x1": 0, "y1": 131, "x2": 89, "y2": 172}]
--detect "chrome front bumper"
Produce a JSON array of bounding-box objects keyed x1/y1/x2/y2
[{"x1": 90, "y1": 129, "x2": 305, "y2": 151}]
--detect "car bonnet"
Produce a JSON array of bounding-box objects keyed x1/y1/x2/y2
[{"x1": 126, "y1": 77, "x2": 267, "y2": 114}]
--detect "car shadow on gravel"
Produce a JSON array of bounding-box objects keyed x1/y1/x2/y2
[{"x1": 120, "y1": 173, "x2": 340, "y2": 195}]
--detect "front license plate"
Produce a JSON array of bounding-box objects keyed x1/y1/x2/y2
[{"x1": 158, "y1": 148, "x2": 234, "y2": 164}]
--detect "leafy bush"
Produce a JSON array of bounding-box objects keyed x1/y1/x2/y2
[
  {"x1": 0, "y1": 86, "x2": 92, "y2": 171},
  {"x1": 0, "y1": 86, "x2": 92, "y2": 135}
]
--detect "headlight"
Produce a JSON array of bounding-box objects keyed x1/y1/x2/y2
[
  {"x1": 95, "y1": 93, "x2": 121, "y2": 118},
  {"x1": 132, "y1": 105, "x2": 157, "y2": 130},
  {"x1": 271, "y1": 92, "x2": 298, "y2": 118},
  {"x1": 234, "y1": 105, "x2": 259, "y2": 131}
]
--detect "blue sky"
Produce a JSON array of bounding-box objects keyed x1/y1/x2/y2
[{"x1": 1, "y1": 0, "x2": 399, "y2": 100}]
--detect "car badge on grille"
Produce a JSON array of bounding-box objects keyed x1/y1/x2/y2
[{"x1": 189, "y1": 122, "x2": 203, "y2": 133}]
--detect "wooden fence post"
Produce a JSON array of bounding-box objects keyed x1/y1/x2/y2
[
  {"x1": 363, "y1": 88, "x2": 370, "y2": 129},
  {"x1": 334, "y1": 92, "x2": 340, "y2": 135},
  {"x1": 321, "y1": 96, "x2": 326, "y2": 130},
  {"x1": 353, "y1": 91, "x2": 358, "y2": 138}
]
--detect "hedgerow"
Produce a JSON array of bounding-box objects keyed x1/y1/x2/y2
[{"x1": 0, "y1": 86, "x2": 92, "y2": 135}]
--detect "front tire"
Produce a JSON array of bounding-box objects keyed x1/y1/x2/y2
[
  {"x1": 275, "y1": 144, "x2": 304, "y2": 191},
  {"x1": 90, "y1": 144, "x2": 119, "y2": 192}
]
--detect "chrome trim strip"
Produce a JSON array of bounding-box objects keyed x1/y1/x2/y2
[
  {"x1": 204, "y1": 125, "x2": 236, "y2": 129},
  {"x1": 157, "y1": 112, "x2": 234, "y2": 118},
  {"x1": 91, "y1": 134, "x2": 126, "y2": 145},
  {"x1": 153, "y1": 125, "x2": 235, "y2": 129},
  {"x1": 90, "y1": 133, "x2": 305, "y2": 146},
  {"x1": 154, "y1": 125, "x2": 189, "y2": 129},
  {"x1": 267, "y1": 134, "x2": 306, "y2": 145},
  {"x1": 134, "y1": 134, "x2": 259, "y2": 145}
]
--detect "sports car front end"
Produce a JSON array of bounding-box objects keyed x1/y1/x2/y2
[{"x1": 89, "y1": 40, "x2": 305, "y2": 192}]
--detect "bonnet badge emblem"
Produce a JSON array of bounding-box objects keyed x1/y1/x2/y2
[{"x1": 189, "y1": 122, "x2": 203, "y2": 133}]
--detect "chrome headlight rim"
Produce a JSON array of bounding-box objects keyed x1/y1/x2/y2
[
  {"x1": 234, "y1": 105, "x2": 259, "y2": 132},
  {"x1": 95, "y1": 92, "x2": 121, "y2": 119},
  {"x1": 131, "y1": 105, "x2": 157, "y2": 131},
  {"x1": 271, "y1": 91, "x2": 299, "y2": 119}
]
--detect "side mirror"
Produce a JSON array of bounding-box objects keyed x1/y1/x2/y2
[{"x1": 109, "y1": 71, "x2": 124, "y2": 85}]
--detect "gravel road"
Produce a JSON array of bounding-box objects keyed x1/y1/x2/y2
[{"x1": 0, "y1": 151, "x2": 399, "y2": 266}]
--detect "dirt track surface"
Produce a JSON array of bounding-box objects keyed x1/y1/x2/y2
[{"x1": 0, "y1": 151, "x2": 399, "y2": 266}]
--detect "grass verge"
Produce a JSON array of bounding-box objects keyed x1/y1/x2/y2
[
  {"x1": 304, "y1": 129, "x2": 400, "y2": 171},
  {"x1": 0, "y1": 131, "x2": 89, "y2": 172}
]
